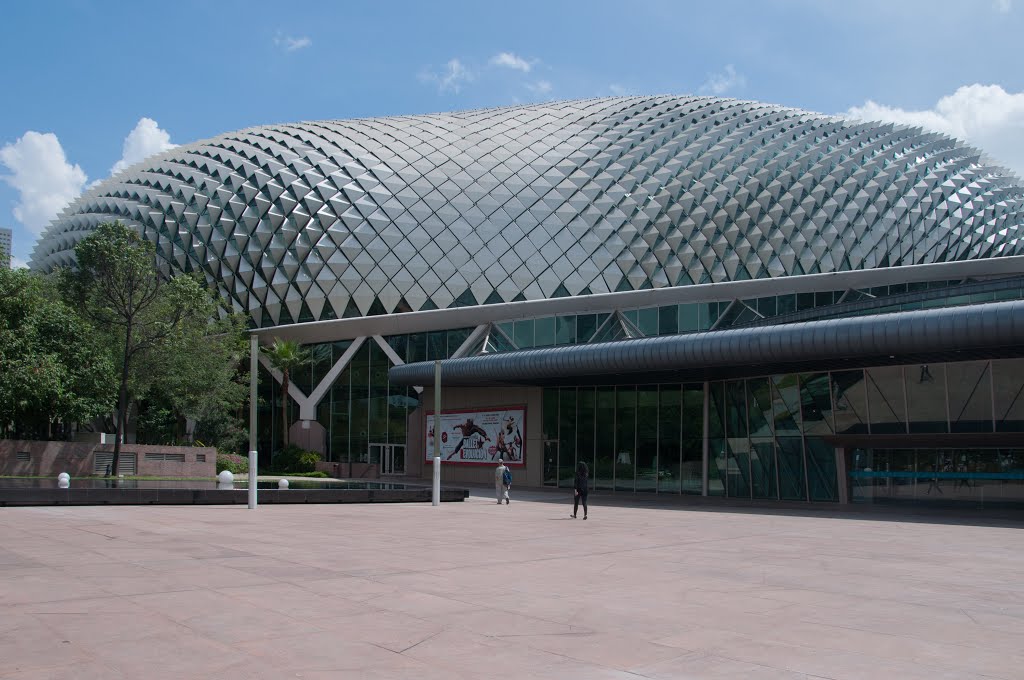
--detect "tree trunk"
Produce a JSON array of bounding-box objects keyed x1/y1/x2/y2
[
  {"x1": 112, "y1": 323, "x2": 132, "y2": 477},
  {"x1": 281, "y1": 368, "x2": 290, "y2": 449}
]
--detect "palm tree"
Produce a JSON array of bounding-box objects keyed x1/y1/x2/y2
[{"x1": 265, "y1": 339, "x2": 309, "y2": 448}]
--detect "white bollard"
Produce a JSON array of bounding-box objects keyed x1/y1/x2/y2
[
  {"x1": 58, "y1": 472, "x2": 70, "y2": 489},
  {"x1": 432, "y1": 456, "x2": 441, "y2": 506},
  {"x1": 217, "y1": 470, "x2": 234, "y2": 490},
  {"x1": 248, "y1": 450, "x2": 258, "y2": 509},
  {"x1": 278, "y1": 478, "x2": 289, "y2": 489}
]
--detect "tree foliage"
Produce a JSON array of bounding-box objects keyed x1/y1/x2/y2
[
  {"x1": 133, "y1": 312, "x2": 250, "y2": 451},
  {"x1": 0, "y1": 267, "x2": 115, "y2": 437},
  {"x1": 61, "y1": 222, "x2": 240, "y2": 470}
]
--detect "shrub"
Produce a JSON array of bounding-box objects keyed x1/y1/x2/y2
[
  {"x1": 216, "y1": 453, "x2": 249, "y2": 475},
  {"x1": 271, "y1": 444, "x2": 322, "y2": 473}
]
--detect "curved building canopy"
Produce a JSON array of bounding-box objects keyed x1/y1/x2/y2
[{"x1": 389, "y1": 300, "x2": 1024, "y2": 387}]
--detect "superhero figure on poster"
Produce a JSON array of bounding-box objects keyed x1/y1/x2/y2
[
  {"x1": 496, "y1": 415, "x2": 523, "y2": 462},
  {"x1": 447, "y1": 418, "x2": 490, "y2": 460}
]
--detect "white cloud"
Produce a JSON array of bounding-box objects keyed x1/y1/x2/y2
[
  {"x1": 699, "y1": 64, "x2": 745, "y2": 95},
  {"x1": 0, "y1": 131, "x2": 87, "y2": 234},
  {"x1": 419, "y1": 59, "x2": 473, "y2": 94},
  {"x1": 110, "y1": 117, "x2": 176, "y2": 175},
  {"x1": 609, "y1": 84, "x2": 629, "y2": 96},
  {"x1": 490, "y1": 52, "x2": 533, "y2": 73},
  {"x1": 846, "y1": 84, "x2": 1024, "y2": 177},
  {"x1": 274, "y1": 33, "x2": 312, "y2": 52},
  {"x1": 994, "y1": 0, "x2": 1012, "y2": 13},
  {"x1": 526, "y1": 80, "x2": 553, "y2": 95},
  {"x1": 10, "y1": 254, "x2": 27, "y2": 269}
]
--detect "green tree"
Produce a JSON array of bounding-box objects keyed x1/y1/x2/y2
[
  {"x1": 0, "y1": 267, "x2": 114, "y2": 437},
  {"x1": 61, "y1": 222, "x2": 212, "y2": 474},
  {"x1": 133, "y1": 312, "x2": 250, "y2": 450},
  {"x1": 264, "y1": 339, "x2": 308, "y2": 448}
]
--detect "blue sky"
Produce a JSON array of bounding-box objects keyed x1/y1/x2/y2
[{"x1": 2, "y1": 0, "x2": 1022, "y2": 267}]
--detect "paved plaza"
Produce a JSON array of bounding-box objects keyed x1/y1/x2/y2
[{"x1": 1, "y1": 491, "x2": 1023, "y2": 679}]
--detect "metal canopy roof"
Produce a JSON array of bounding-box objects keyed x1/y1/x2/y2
[{"x1": 389, "y1": 300, "x2": 1024, "y2": 387}]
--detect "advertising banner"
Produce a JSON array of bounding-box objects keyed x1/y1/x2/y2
[{"x1": 424, "y1": 406, "x2": 526, "y2": 465}]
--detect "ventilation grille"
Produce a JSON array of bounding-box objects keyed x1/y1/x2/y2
[
  {"x1": 16, "y1": 451, "x2": 30, "y2": 461},
  {"x1": 94, "y1": 453, "x2": 137, "y2": 475},
  {"x1": 144, "y1": 452, "x2": 186, "y2": 462}
]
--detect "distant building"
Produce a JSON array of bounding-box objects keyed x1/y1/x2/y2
[{"x1": 0, "y1": 227, "x2": 11, "y2": 269}]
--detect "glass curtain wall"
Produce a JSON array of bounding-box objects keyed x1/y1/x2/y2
[
  {"x1": 539, "y1": 358, "x2": 1023, "y2": 499},
  {"x1": 543, "y1": 382, "x2": 704, "y2": 494}
]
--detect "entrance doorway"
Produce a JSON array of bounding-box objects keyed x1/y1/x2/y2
[{"x1": 371, "y1": 443, "x2": 405, "y2": 476}]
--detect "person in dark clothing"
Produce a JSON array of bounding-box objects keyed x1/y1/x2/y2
[{"x1": 572, "y1": 461, "x2": 589, "y2": 519}]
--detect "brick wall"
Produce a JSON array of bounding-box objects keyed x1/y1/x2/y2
[{"x1": 0, "y1": 440, "x2": 217, "y2": 478}]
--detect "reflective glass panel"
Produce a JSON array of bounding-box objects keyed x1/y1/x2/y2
[
  {"x1": 866, "y1": 366, "x2": 906, "y2": 434},
  {"x1": 637, "y1": 307, "x2": 658, "y2": 336},
  {"x1": 800, "y1": 373, "x2": 834, "y2": 435},
  {"x1": 426, "y1": 331, "x2": 446, "y2": 361},
  {"x1": 368, "y1": 340, "x2": 389, "y2": 442},
  {"x1": 636, "y1": 386, "x2": 658, "y2": 492},
  {"x1": 407, "y1": 333, "x2": 427, "y2": 364},
  {"x1": 747, "y1": 377, "x2": 773, "y2": 438},
  {"x1": 658, "y1": 386, "x2": 682, "y2": 493},
  {"x1": 726, "y1": 380, "x2": 748, "y2": 438},
  {"x1": 577, "y1": 314, "x2": 598, "y2": 343},
  {"x1": 682, "y1": 383, "x2": 705, "y2": 439},
  {"x1": 905, "y1": 363, "x2": 947, "y2": 433},
  {"x1": 576, "y1": 388, "x2": 595, "y2": 489},
  {"x1": 446, "y1": 328, "x2": 472, "y2": 357},
  {"x1": 542, "y1": 388, "x2": 558, "y2": 485},
  {"x1": 535, "y1": 317, "x2": 556, "y2": 348},
  {"x1": 513, "y1": 319, "x2": 534, "y2": 348},
  {"x1": 947, "y1": 361, "x2": 993, "y2": 433},
  {"x1": 777, "y1": 436, "x2": 806, "y2": 500},
  {"x1": 681, "y1": 437, "x2": 703, "y2": 495},
  {"x1": 750, "y1": 438, "x2": 777, "y2": 499},
  {"x1": 709, "y1": 437, "x2": 727, "y2": 496},
  {"x1": 595, "y1": 387, "x2": 616, "y2": 490},
  {"x1": 727, "y1": 438, "x2": 751, "y2": 498},
  {"x1": 993, "y1": 359, "x2": 1024, "y2": 432},
  {"x1": 805, "y1": 436, "x2": 837, "y2": 501},
  {"x1": 555, "y1": 315, "x2": 576, "y2": 345},
  {"x1": 832, "y1": 370, "x2": 869, "y2": 434},
  {"x1": 679, "y1": 304, "x2": 699, "y2": 332},
  {"x1": 659, "y1": 305, "x2": 679, "y2": 335},
  {"x1": 615, "y1": 387, "x2": 636, "y2": 491},
  {"x1": 708, "y1": 382, "x2": 727, "y2": 438},
  {"x1": 558, "y1": 388, "x2": 576, "y2": 488},
  {"x1": 772, "y1": 375, "x2": 802, "y2": 436},
  {"x1": 349, "y1": 342, "x2": 370, "y2": 463}
]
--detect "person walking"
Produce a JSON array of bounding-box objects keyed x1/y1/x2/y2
[
  {"x1": 572, "y1": 460, "x2": 589, "y2": 519},
  {"x1": 495, "y1": 458, "x2": 511, "y2": 505}
]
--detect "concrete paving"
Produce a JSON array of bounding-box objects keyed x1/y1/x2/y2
[{"x1": 1, "y1": 491, "x2": 1022, "y2": 679}]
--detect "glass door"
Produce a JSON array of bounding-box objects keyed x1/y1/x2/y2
[{"x1": 378, "y1": 444, "x2": 406, "y2": 475}]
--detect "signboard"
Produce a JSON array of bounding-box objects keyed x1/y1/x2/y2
[{"x1": 425, "y1": 406, "x2": 526, "y2": 465}]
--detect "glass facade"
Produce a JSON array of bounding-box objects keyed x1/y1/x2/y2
[
  {"x1": 541, "y1": 359, "x2": 1024, "y2": 505},
  {"x1": 257, "y1": 330, "x2": 474, "y2": 462},
  {"x1": 850, "y1": 448, "x2": 1024, "y2": 508},
  {"x1": 476, "y1": 276, "x2": 1024, "y2": 354}
]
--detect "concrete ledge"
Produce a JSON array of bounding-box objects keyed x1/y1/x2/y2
[{"x1": 0, "y1": 486, "x2": 469, "y2": 506}]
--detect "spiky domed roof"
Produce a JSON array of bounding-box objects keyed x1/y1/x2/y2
[{"x1": 31, "y1": 96, "x2": 1024, "y2": 326}]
